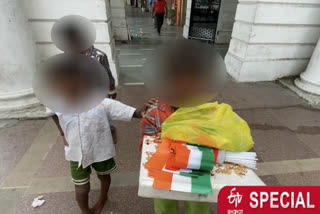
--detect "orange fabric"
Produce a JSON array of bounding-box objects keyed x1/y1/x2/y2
[
  {"x1": 145, "y1": 137, "x2": 172, "y2": 173},
  {"x1": 145, "y1": 137, "x2": 173, "y2": 190},
  {"x1": 152, "y1": 170, "x2": 173, "y2": 190},
  {"x1": 176, "y1": 0, "x2": 181, "y2": 26},
  {"x1": 213, "y1": 149, "x2": 219, "y2": 164},
  {"x1": 166, "y1": 143, "x2": 190, "y2": 170}
]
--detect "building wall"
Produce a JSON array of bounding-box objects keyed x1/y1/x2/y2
[
  {"x1": 23, "y1": 0, "x2": 119, "y2": 85},
  {"x1": 0, "y1": 0, "x2": 47, "y2": 119},
  {"x1": 111, "y1": 0, "x2": 129, "y2": 41},
  {"x1": 0, "y1": 0, "x2": 120, "y2": 118},
  {"x1": 183, "y1": 0, "x2": 320, "y2": 82},
  {"x1": 225, "y1": 0, "x2": 320, "y2": 82}
]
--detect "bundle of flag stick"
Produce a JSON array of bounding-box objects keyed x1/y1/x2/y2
[{"x1": 145, "y1": 137, "x2": 257, "y2": 195}]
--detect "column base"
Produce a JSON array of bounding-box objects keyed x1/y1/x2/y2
[
  {"x1": 0, "y1": 89, "x2": 52, "y2": 119},
  {"x1": 294, "y1": 74, "x2": 320, "y2": 96},
  {"x1": 225, "y1": 53, "x2": 308, "y2": 82}
]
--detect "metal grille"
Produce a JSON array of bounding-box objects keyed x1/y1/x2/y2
[{"x1": 189, "y1": 26, "x2": 216, "y2": 40}]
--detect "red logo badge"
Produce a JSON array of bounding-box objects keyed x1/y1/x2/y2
[{"x1": 219, "y1": 186, "x2": 320, "y2": 214}]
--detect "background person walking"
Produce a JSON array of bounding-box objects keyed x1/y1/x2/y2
[{"x1": 152, "y1": 0, "x2": 167, "y2": 35}]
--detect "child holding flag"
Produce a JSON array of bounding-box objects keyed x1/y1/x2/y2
[{"x1": 140, "y1": 40, "x2": 235, "y2": 214}]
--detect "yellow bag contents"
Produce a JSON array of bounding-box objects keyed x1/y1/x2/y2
[{"x1": 161, "y1": 102, "x2": 254, "y2": 152}]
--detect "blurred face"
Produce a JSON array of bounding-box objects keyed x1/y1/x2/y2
[
  {"x1": 164, "y1": 67, "x2": 216, "y2": 106},
  {"x1": 52, "y1": 74, "x2": 86, "y2": 104},
  {"x1": 143, "y1": 40, "x2": 227, "y2": 107},
  {"x1": 33, "y1": 53, "x2": 109, "y2": 114},
  {"x1": 51, "y1": 15, "x2": 96, "y2": 53}
]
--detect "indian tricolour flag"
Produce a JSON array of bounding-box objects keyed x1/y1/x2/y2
[
  {"x1": 152, "y1": 168, "x2": 213, "y2": 195},
  {"x1": 145, "y1": 138, "x2": 215, "y2": 195},
  {"x1": 166, "y1": 143, "x2": 217, "y2": 172}
]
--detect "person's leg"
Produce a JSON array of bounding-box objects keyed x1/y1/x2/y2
[
  {"x1": 154, "y1": 198, "x2": 179, "y2": 214},
  {"x1": 70, "y1": 161, "x2": 92, "y2": 214},
  {"x1": 91, "y1": 158, "x2": 117, "y2": 214},
  {"x1": 75, "y1": 183, "x2": 91, "y2": 214},
  {"x1": 158, "y1": 13, "x2": 165, "y2": 35},
  {"x1": 155, "y1": 13, "x2": 159, "y2": 29},
  {"x1": 91, "y1": 174, "x2": 111, "y2": 214},
  {"x1": 155, "y1": 13, "x2": 162, "y2": 34},
  {"x1": 184, "y1": 201, "x2": 210, "y2": 214}
]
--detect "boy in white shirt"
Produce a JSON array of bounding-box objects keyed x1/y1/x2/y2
[{"x1": 49, "y1": 59, "x2": 156, "y2": 214}]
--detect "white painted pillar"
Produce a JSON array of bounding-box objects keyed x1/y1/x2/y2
[
  {"x1": 0, "y1": 0, "x2": 47, "y2": 119},
  {"x1": 23, "y1": 0, "x2": 119, "y2": 86},
  {"x1": 183, "y1": 0, "x2": 192, "y2": 39},
  {"x1": 225, "y1": 0, "x2": 320, "y2": 82},
  {"x1": 295, "y1": 37, "x2": 320, "y2": 95}
]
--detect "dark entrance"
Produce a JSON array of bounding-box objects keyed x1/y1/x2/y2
[{"x1": 188, "y1": 0, "x2": 221, "y2": 42}]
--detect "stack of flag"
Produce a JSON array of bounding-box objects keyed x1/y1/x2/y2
[{"x1": 145, "y1": 137, "x2": 257, "y2": 195}]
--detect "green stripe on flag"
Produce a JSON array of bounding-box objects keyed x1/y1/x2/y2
[
  {"x1": 197, "y1": 146, "x2": 214, "y2": 172},
  {"x1": 179, "y1": 171, "x2": 212, "y2": 195},
  {"x1": 191, "y1": 173, "x2": 212, "y2": 195}
]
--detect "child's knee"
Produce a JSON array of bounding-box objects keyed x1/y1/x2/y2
[
  {"x1": 75, "y1": 182, "x2": 90, "y2": 195},
  {"x1": 97, "y1": 173, "x2": 111, "y2": 181}
]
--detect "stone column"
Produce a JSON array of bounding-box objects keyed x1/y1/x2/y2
[
  {"x1": 182, "y1": 0, "x2": 192, "y2": 39},
  {"x1": 111, "y1": 0, "x2": 129, "y2": 41},
  {"x1": 0, "y1": 0, "x2": 47, "y2": 119},
  {"x1": 295, "y1": 37, "x2": 320, "y2": 95},
  {"x1": 225, "y1": 0, "x2": 320, "y2": 82}
]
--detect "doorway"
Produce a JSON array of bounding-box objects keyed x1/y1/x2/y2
[{"x1": 188, "y1": 0, "x2": 222, "y2": 42}]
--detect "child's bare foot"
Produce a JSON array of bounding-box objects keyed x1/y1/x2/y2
[
  {"x1": 91, "y1": 198, "x2": 107, "y2": 214},
  {"x1": 82, "y1": 210, "x2": 93, "y2": 214}
]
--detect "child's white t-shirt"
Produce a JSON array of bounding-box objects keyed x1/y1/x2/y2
[{"x1": 49, "y1": 98, "x2": 136, "y2": 168}]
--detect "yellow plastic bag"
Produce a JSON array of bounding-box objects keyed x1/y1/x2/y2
[{"x1": 161, "y1": 102, "x2": 254, "y2": 152}]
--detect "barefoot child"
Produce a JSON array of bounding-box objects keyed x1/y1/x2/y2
[
  {"x1": 52, "y1": 99, "x2": 152, "y2": 214},
  {"x1": 46, "y1": 55, "x2": 156, "y2": 214}
]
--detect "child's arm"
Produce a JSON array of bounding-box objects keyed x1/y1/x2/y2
[
  {"x1": 133, "y1": 98, "x2": 158, "y2": 118},
  {"x1": 100, "y1": 54, "x2": 116, "y2": 99},
  {"x1": 104, "y1": 98, "x2": 158, "y2": 121},
  {"x1": 52, "y1": 115, "x2": 69, "y2": 147}
]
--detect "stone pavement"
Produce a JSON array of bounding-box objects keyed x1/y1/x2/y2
[
  {"x1": 117, "y1": 6, "x2": 228, "y2": 85},
  {"x1": 1, "y1": 6, "x2": 320, "y2": 214}
]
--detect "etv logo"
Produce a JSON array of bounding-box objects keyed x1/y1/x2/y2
[{"x1": 228, "y1": 188, "x2": 243, "y2": 208}]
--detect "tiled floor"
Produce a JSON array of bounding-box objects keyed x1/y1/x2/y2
[
  {"x1": 1, "y1": 5, "x2": 320, "y2": 214},
  {"x1": 117, "y1": 6, "x2": 228, "y2": 85}
]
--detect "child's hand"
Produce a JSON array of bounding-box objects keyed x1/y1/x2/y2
[
  {"x1": 133, "y1": 98, "x2": 158, "y2": 118},
  {"x1": 62, "y1": 136, "x2": 69, "y2": 147},
  {"x1": 142, "y1": 98, "x2": 158, "y2": 117}
]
